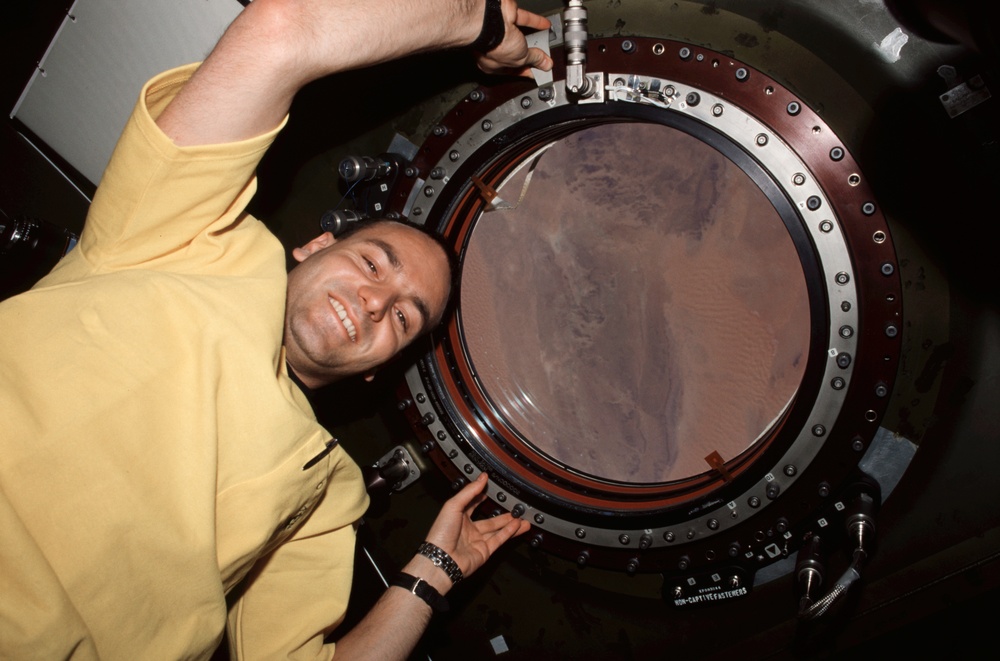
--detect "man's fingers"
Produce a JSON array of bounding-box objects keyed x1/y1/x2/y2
[
  {"x1": 445, "y1": 472, "x2": 489, "y2": 511},
  {"x1": 514, "y1": 8, "x2": 551, "y2": 32},
  {"x1": 525, "y1": 47, "x2": 553, "y2": 72},
  {"x1": 484, "y1": 517, "x2": 531, "y2": 553}
]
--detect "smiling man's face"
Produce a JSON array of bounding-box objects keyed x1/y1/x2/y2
[{"x1": 283, "y1": 221, "x2": 451, "y2": 388}]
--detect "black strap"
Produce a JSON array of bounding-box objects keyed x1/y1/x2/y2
[
  {"x1": 470, "y1": 0, "x2": 505, "y2": 53},
  {"x1": 389, "y1": 572, "x2": 449, "y2": 613}
]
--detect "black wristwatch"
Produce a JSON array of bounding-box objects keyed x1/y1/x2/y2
[{"x1": 390, "y1": 572, "x2": 450, "y2": 613}]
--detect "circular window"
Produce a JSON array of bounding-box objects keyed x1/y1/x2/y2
[
  {"x1": 460, "y1": 122, "x2": 809, "y2": 485},
  {"x1": 395, "y1": 38, "x2": 902, "y2": 572}
]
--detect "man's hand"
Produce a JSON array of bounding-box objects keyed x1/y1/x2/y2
[
  {"x1": 158, "y1": 0, "x2": 554, "y2": 146},
  {"x1": 334, "y1": 474, "x2": 529, "y2": 659},
  {"x1": 475, "y1": 0, "x2": 554, "y2": 77},
  {"x1": 423, "y1": 473, "x2": 531, "y2": 583}
]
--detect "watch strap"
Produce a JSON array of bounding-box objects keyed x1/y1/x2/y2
[
  {"x1": 390, "y1": 572, "x2": 449, "y2": 613},
  {"x1": 470, "y1": 0, "x2": 505, "y2": 53}
]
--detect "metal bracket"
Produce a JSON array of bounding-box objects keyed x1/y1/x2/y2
[{"x1": 374, "y1": 445, "x2": 421, "y2": 492}]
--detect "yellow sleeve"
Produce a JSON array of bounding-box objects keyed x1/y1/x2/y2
[
  {"x1": 76, "y1": 63, "x2": 287, "y2": 272},
  {"x1": 226, "y1": 453, "x2": 370, "y2": 660}
]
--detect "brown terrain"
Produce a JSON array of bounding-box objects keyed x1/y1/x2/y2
[{"x1": 460, "y1": 122, "x2": 809, "y2": 484}]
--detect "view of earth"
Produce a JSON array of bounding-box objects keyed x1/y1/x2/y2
[{"x1": 460, "y1": 122, "x2": 810, "y2": 484}]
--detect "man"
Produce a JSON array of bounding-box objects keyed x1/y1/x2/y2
[{"x1": 0, "y1": 0, "x2": 552, "y2": 658}]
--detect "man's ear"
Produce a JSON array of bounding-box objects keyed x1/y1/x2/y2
[
  {"x1": 363, "y1": 370, "x2": 376, "y2": 383},
  {"x1": 292, "y1": 232, "x2": 336, "y2": 263}
]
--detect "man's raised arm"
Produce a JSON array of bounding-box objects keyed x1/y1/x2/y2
[{"x1": 156, "y1": 0, "x2": 552, "y2": 146}]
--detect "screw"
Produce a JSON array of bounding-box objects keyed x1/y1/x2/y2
[
  {"x1": 787, "y1": 101, "x2": 801, "y2": 115},
  {"x1": 664, "y1": 531, "x2": 676, "y2": 542},
  {"x1": 436, "y1": 430, "x2": 446, "y2": 440},
  {"x1": 755, "y1": 133, "x2": 769, "y2": 146},
  {"x1": 830, "y1": 147, "x2": 845, "y2": 161},
  {"x1": 469, "y1": 89, "x2": 484, "y2": 102},
  {"x1": 626, "y1": 559, "x2": 640, "y2": 574},
  {"x1": 520, "y1": 96, "x2": 532, "y2": 109},
  {"x1": 881, "y1": 262, "x2": 895, "y2": 276},
  {"x1": 432, "y1": 125, "x2": 447, "y2": 137},
  {"x1": 622, "y1": 39, "x2": 636, "y2": 53},
  {"x1": 806, "y1": 196, "x2": 822, "y2": 210},
  {"x1": 481, "y1": 119, "x2": 493, "y2": 131},
  {"x1": 735, "y1": 67, "x2": 749, "y2": 81},
  {"x1": 404, "y1": 166, "x2": 418, "y2": 177},
  {"x1": 784, "y1": 464, "x2": 797, "y2": 477},
  {"x1": 534, "y1": 513, "x2": 545, "y2": 524},
  {"x1": 748, "y1": 496, "x2": 761, "y2": 508},
  {"x1": 766, "y1": 483, "x2": 781, "y2": 500},
  {"x1": 813, "y1": 424, "x2": 826, "y2": 437},
  {"x1": 430, "y1": 167, "x2": 445, "y2": 180},
  {"x1": 678, "y1": 556, "x2": 691, "y2": 570},
  {"x1": 818, "y1": 482, "x2": 831, "y2": 497},
  {"x1": 875, "y1": 383, "x2": 889, "y2": 397},
  {"x1": 639, "y1": 534, "x2": 653, "y2": 550},
  {"x1": 619, "y1": 534, "x2": 631, "y2": 545},
  {"x1": 839, "y1": 325, "x2": 854, "y2": 339},
  {"x1": 836, "y1": 272, "x2": 850, "y2": 285},
  {"x1": 511, "y1": 504, "x2": 526, "y2": 518},
  {"x1": 885, "y1": 324, "x2": 899, "y2": 338},
  {"x1": 836, "y1": 352, "x2": 852, "y2": 368},
  {"x1": 686, "y1": 92, "x2": 701, "y2": 106},
  {"x1": 862, "y1": 202, "x2": 877, "y2": 216},
  {"x1": 831, "y1": 377, "x2": 846, "y2": 390},
  {"x1": 538, "y1": 87, "x2": 554, "y2": 101},
  {"x1": 575, "y1": 528, "x2": 587, "y2": 539},
  {"x1": 449, "y1": 150, "x2": 460, "y2": 162},
  {"x1": 708, "y1": 518, "x2": 719, "y2": 530},
  {"x1": 496, "y1": 492, "x2": 506, "y2": 502},
  {"x1": 852, "y1": 437, "x2": 865, "y2": 452},
  {"x1": 679, "y1": 46, "x2": 692, "y2": 60},
  {"x1": 820, "y1": 220, "x2": 834, "y2": 233}
]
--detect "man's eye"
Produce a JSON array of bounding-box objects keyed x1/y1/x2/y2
[
  {"x1": 364, "y1": 258, "x2": 377, "y2": 274},
  {"x1": 395, "y1": 309, "x2": 407, "y2": 330}
]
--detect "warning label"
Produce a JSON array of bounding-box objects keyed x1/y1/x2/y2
[{"x1": 673, "y1": 587, "x2": 748, "y2": 607}]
